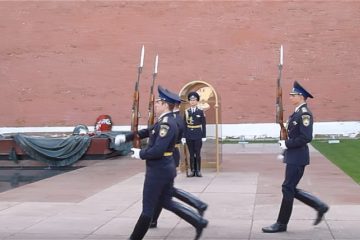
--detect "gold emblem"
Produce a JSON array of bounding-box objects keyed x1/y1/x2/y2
[
  {"x1": 159, "y1": 125, "x2": 169, "y2": 137},
  {"x1": 196, "y1": 86, "x2": 214, "y2": 112},
  {"x1": 187, "y1": 116, "x2": 194, "y2": 125},
  {"x1": 302, "y1": 115, "x2": 311, "y2": 127}
]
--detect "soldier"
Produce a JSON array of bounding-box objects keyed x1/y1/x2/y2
[
  {"x1": 149, "y1": 95, "x2": 208, "y2": 229},
  {"x1": 262, "y1": 81, "x2": 329, "y2": 233},
  {"x1": 182, "y1": 92, "x2": 207, "y2": 177},
  {"x1": 116, "y1": 86, "x2": 208, "y2": 240}
]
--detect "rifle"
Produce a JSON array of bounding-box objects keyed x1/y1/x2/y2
[
  {"x1": 147, "y1": 54, "x2": 158, "y2": 128},
  {"x1": 183, "y1": 144, "x2": 189, "y2": 177},
  {"x1": 276, "y1": 45, "x2": 288, "y2": 140},
  {"x1": 131, "y1": 45, "x2": 144, "y2": 148}
]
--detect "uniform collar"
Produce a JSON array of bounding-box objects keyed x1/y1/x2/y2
[
  {"x1": 158, "y1": 111, "x2": 172, "y2": 121},
  {"x1": 295, "y1": 103, "x2": 306, "y2": 112}
]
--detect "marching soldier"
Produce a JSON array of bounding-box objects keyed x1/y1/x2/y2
[
  {"x1": 116, "y1": 86, "x2": 208, "y2": 240},
  {"x1": 182, "y1": 92, "x2": 207, "y2": 177},
  {"x1": 262, "y1": 81, "x2": 329, "y2": 233},
  {"x1": 149, "y1": 95, "x2": 208, "y2": 229}
]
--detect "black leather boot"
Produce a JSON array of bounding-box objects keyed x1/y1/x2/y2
[
  {"x1": 129, "y1": 214, "x2": 152, "y2": 240},
  {"x1": 262, "y1": 222, "x2": 287, "y2": 233},
  {"x1": 188, "y1": 171, "x2": 195, "y2": 177},
  {"x1": 277, "y1": 198, "x2": 293, "y2": 225},
  {"x1": 149, "y1": 204, "x2": 162, "y2": 229},
  {"x1": 196, "y1": 158, "x2": 202, "y2": 177},
  {"x1": 196, "y1": 171, "x2": 203, "y2": 177},
  {"x1": 149, "y1": 221, "x2": 157, "y2": 228},
  {"x1": 173, "y1": 188, "x2": 208, "y2": 216},
  {"x1": 167, "y1": 201, "x2": 208, "y2": 240},
  {"x1": 295, "y1": 189, "x2": 329, "y2": 225},
  {"x1": 262, "y1": 198, "x2": 291, "y2": 233}
]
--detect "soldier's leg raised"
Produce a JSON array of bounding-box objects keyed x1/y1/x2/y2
[
  {"x1": 173, "y1": 187, "x2": 208, "y2": 216},
  {"x1": 295, "y1": 189, "x2": 329, "y2": 225},
  {"x1": 164, "y1": 201, "x2": 208, "y2": 240}
]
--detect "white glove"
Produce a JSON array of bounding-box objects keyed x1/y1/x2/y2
[
  {"x1": 131, "y1": 148, "x2": 141, "y2": 159},
  {"x1": 279, "y1": 140, "x2": 287, "y2": 150},
  {"x1": 114, "y1": 134, "x2": 126, "y2": 145},
  {"x1": 202, "y1": 138, "x2": 207, "y2": 142},
  {"x1": 181, "y1": 138, "x2": 186, "y2": 145}
]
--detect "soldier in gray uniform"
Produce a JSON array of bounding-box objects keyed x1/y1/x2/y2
[{"x1": 262, "y1": 81, "x2": 329, "y2": 233}]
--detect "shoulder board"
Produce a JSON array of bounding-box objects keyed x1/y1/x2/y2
[
  {"x1": 162, "y1": 116, "x2": 168, "y2": 123},
  {"x1": 301, "y1": 107, "x2": 308, "y2": 113}
]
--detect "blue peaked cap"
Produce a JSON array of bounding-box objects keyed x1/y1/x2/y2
[
  {"x1": 158, "y1": 85, "x2": 181, "y2": 104},
  {"x1": 290, "y1": 81, "x2": 314, "y2": 99}
]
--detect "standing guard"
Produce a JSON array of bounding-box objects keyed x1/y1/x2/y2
[{"x1": 182, "y1": 92, "x2": 207, "y2": 177}]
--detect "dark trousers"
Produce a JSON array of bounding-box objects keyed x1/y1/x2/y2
[
  {"x1": 277, "y1": 164, "x2": 327, "y2": 224},
  {"x1": 186, "y1": 139, "x2": 203, "y2": 172},
  {"x1": 173, "y1": 147, "x2": 180, "y2": 167},
  {"x1": 130, "y1": 176, "x2": 205, "y2": 240},
  {"x1": 151, "y1": 187, "x2": 207, "y2": 224},
  {"x1": 130, "y1": 176, "x2": 174, "y2": 240}
]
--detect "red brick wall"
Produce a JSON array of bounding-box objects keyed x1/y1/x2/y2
[{"x1": 0, "y1": 1, "x2": 359, "y2": 127}]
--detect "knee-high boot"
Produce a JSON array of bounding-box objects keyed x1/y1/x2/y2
[
  {"x1": 149, "y1": 204, "x2": 162, "y2": 228},
  {"x1": 195, "y1": 157, "x2": 202, "y2": 177},
  {"x1": 295, "y1": 189, "x2": 329, "y2": 225},
  {"x1": 295, "y1": 189, "x2": 328, "y2": 210},
  {"x1": 129, "y1": 214, "x2": 152, "y2": 240},
  {"x1": 173, "y1": 188, "x2": 208, "y2": 216},
  {"x1": 167, "y1": 201, "x2": 208, "y2": 240},
  {"x1": 276, "y1": 198, "x2": 293, "y2": 225}
]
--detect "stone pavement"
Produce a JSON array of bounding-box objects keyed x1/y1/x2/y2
[{"x1": 0, "y1": 143, "x2": 360, "y2": 240}]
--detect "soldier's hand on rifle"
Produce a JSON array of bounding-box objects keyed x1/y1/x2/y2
[
  {"x1": 115, "y1": 134, "x2": 126, "y2": 146},
  {"x1": 131, "y1": 148, "x2": 141, "y2": 159},
  {"x1": 202, "y1": 138, "x2": 207, "y2": 142},
  {"x1": 181, "y1": 138, "x2": 186, "y2": 145},
  {"x1": 278, "y1": 140, "x2": 287, "y2": 150},
  {"x1": 280, "y1": 129, "x2": 288, "y2": 140}
]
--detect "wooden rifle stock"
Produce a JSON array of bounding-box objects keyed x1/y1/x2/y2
[
  {"x1": 131, "y1": 67, "x2": 142, "y2": 148},
  {"x1": 183, "y1": 144, "x2": 189, "y2": 177},
  {"x1": 276, "y1": 64, "x2": 288, "y2": 140},
  {"x1": 147, "y1": 73, "x2": 156, "y2": 128}
]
